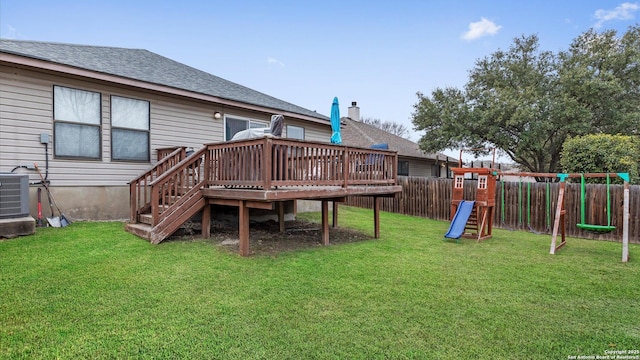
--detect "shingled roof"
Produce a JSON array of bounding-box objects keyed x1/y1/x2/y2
[
  {"x1": 0, "y1": 39, "x2": 328, "y2": 121},
  {"x1": 341, "y1": 117, "x2": 456, "y2": 162}
]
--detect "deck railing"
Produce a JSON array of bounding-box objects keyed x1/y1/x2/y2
[
  {"x1": 130, "y1": 137, "x2": 398, "y2": 226},
  {"x1": 129, "y1": 147, "x2": 186, "y2": 222},
  {"x1": 203, "y1": 138, "x2": 397, "y2": 188}
]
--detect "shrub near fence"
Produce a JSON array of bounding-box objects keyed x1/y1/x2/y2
[{"x1": 345, "y1": 176, "x2": 640, "y2": 243}]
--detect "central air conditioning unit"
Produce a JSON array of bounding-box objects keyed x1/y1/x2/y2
[{"x1": 0, "y1": 173, "x2": 30, "y2": 219}]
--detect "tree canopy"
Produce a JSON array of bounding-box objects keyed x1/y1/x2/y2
[
  {"x1": 361, "y1": 117, "x2": 410, "y2": 138},
  {"x1": 560, "y1": 134, "x2": 640, "y2": 184},
  {"x1": 412, "y1": 25, "x2": 640, "y2": 174}
]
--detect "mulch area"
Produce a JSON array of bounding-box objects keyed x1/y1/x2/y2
[{"x1": 168, "y1": 219, "x2": 372, "y2": 256}]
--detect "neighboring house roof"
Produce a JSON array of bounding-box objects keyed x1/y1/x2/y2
[
  {"x1": 0, "y1": 39, "x2": 329, "y2": 122},
  {"x1": 341, "y1": 117, "x2": 456, "y2": 162}
]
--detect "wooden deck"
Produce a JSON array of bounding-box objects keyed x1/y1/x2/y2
[
  {"x1": 202, "y1": 184, "x2": 400, "y2": 201},
  {"x1": 126, "y1": 137, "x2": 402, "y2": 255}
]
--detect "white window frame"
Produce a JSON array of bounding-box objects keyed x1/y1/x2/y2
[
  {"x1": 53, "y1": 85, "x2": 102, "y2": 160},
  {"x1": 110, "y1": 95, "x2": 150, "y2": 162},
  {"x1": 477, "y1": 175, "x2": 488, "y2": 189},
  {"x1": 224, "y1": 115, "x2": 268, "y2": 141},
  {"x1": 454, "y1": 175, "x2": 464, "y2": 189}
]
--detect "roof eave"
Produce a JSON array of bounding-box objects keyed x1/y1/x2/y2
[
  {"x1": 398, "y1": 153, "x2": 458, "y2": 162},
  {"x1": 0, "y1": 51, "x2": 330, "y2": 125}
]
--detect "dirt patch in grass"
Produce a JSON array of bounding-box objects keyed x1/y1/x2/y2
[{"x1": 169, "y1": 219, "x2": 372, "y2": 256}]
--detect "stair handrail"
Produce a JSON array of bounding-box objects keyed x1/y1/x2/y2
[
  {"x1": 149, "y1": 146, "x2": 208, "y2": 226},
  {"x1": 129, "y1": 147, "x2": 186, "y2": 222},
  {"x1": 149, "y1": 146, "x2": 207, "y2": 187},
  {"x1": 131, "y1": 147, "x2": 186, "y2": 185}
]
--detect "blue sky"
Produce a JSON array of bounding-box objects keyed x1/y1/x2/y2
[{"x1": 1, "y1": 0, "x2": 638, "y2": 155}]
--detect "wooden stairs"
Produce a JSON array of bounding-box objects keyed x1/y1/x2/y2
[
  {"x1": 126, "y1": 146, "x2": 207, "y2": 244},
  {"x1": 464, "y1": 207, "x2": 479, "y2": 237},
  {"x1": 126, "y1": 189, "x2": 206, "y2": 244}
]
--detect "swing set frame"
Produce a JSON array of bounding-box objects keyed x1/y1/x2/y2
[{"x1": 498, "y1": 171, "x2": 631, "y2": 262}]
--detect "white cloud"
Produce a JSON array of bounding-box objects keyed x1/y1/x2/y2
[
  {"x1": 461, "y1": 18, "x2": 502, "y2": 41},
  {"x1": 267, "y1": 57, "x2": 285, "y2": 67},
  {"x1": 594, "y1": 2, "x2": 639, "y2": 28}
]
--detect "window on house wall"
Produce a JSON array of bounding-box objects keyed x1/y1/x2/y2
[
  {"x1": 286, "y1": 125, "x2": 305, "y2": 140},
  {"x1": 224, "y1": 116, "x2": 267, "y2": 140},
  {"x1": 111, "y1": 95, "x2": 150, "y2": 161},
  {"x1": 53, "y1": 85, "x2": 101, "y2": 159},
  {"x1": 398, "y1": 161, "x2": 409, "y2": 176}
]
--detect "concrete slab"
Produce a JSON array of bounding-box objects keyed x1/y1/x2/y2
[{"x1": 0, "y1": 216, "x2": 36, "y2": 238}]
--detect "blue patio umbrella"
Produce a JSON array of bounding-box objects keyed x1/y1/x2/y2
[{"x1": 330, "y1": 97, "x2": 342, "y2": 144}]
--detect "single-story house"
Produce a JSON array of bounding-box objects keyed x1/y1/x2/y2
[
  {"x1": 341, "y1": 102, "x2": 457, "y2": 177},
  {"x1": 0, "y1": 39, "x2": 334, "y2": 220}
]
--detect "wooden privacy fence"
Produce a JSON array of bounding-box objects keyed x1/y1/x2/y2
[{"x1": 345, "y1": 176, "x2": 640, "y2": 243}]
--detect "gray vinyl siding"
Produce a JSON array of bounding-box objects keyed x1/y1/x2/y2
[
  {"x1": 152, "y1": 101, "x2": 224, "y2": 148},
  {"x1": 283, "y1": 118, "x2": 331, "y2": 143},
  {"x1": 0, "y1": 65, "x2": 332, "y2": 187},
  {"x1": 404, "y1": 157, "x2": 437, "y2": 178},
  {"x1": 1, "y1": 67, "x2": 52, "y2": 185}
]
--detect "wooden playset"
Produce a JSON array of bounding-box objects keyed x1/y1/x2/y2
[
  {"x1": 444, "y1": 149, "x2": 630, "y2": 262},
  {"x1": 447, "y1": 167, "x2": 498, "y2": 241}
]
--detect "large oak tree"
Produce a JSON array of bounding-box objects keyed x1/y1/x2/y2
[
  {"x1": 561, "y1": 134, "x2": 640, "y2": 184},
  {"x1": 412, "y1": 26, "x2": 640, "y2": 174}
]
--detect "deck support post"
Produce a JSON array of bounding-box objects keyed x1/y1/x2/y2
[
  {"x1": 201, "y1": 204, "x2": 211, "y2": 238},
  {"x1": 332, "y1": 202, "x2": 338, "y2": 228},
  {"x1": 278, "y1": 201, "x2": 285, "y2": 233},
  {"x1": 239, "y1": 200, "x2": 250, "y2": 256},
  {"x1": 321, "y1": 200, "x2": 330, "y2": 245},
  {"x1": 374, "y1": 196, "x2": 380, "y2": 239}
]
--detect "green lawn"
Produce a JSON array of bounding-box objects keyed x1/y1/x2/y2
[{"x1": 1, "y1": 206, "x2": 638, "y2": 359}]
